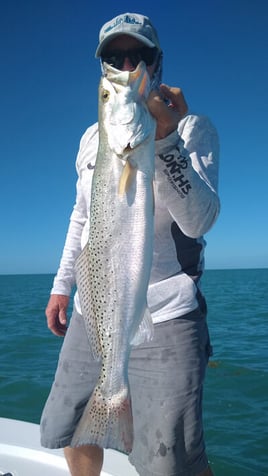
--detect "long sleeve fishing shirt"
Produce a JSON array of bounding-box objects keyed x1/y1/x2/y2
[{"x1": 51, "y1": 114, "x2": 220, "y2": 324}]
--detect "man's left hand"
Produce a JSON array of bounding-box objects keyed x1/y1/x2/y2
[{"x1": 147, "y1": 84, "x2": 188, "y2": 140}]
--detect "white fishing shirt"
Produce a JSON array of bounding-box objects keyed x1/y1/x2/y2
[{"x1": 51, "y1": 114, "x2": 220, "y2": 324}]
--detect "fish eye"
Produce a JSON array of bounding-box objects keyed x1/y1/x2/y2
[{"x1": 102, "y1": 89, "x2": 110, "y2": 102}]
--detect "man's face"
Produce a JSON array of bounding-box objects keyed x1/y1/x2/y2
[{"x1": 101, "y1": 35, "x2": 158, "y2": 78}]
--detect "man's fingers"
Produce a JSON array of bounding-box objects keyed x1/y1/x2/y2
[
  {"x1": 59, "y1": 308, "x2": 67, "y2": 325},
  {"x1": 160, "y1": 84, "x2": 188, "y2": 116},
  {"x1": 147, "y1": 85, "x2": 188, "y2": 140},
  {"x1": 46, "y1": 307, "x2": 67, "y2": 336}
]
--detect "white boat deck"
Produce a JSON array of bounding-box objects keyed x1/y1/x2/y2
[{"x1": 0, "y1": 418, "x2": 138, "y2": 476}]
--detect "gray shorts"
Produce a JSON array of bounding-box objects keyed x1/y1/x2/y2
[{"x1": 40, "y1": 307, "x2": 212, "y2": 476}]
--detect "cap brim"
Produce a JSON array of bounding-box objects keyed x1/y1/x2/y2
[{"x1": 95, "y1": 32, "x2": 156, "y2": 57}]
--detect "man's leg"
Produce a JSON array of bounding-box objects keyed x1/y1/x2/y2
[
  {"x1": 63, "y1": 446, "x2": 214, "y2": 476},
  {"x1": 128, "y1": 313, "x2": 213, "y2": 476},
  {"x1": 64, "y1": 445, "x2": 103, "y2": 476},
  {"x1": 40, "y1": 309, "x2": 102, "y2": 462}
]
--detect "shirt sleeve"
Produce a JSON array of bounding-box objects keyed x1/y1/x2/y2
[
  {"x1": 50, "y1": 125, "x2": 97, "y2": 296},
  {"x1": 154, "y1": 114, "x2": 220, "y2": 238}
]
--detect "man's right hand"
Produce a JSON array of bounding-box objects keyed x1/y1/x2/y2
[{"x1": 45, "y1": 294, "x2": 69, "y2": 336}]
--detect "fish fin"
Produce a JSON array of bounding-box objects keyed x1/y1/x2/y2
[
  {"x1": 118, "y1": 160, "x2": 136, "y2": 196},
  {"x1": 131, "y1": 306, "x2": 154, "y2": 346},
  {"x1": 129, "y1": 66, "x2": 141, "y2": 85},
  {"x1": 75, "y1": 245, "x2": 102, "y2": 359},
  {"x1": 138, "y1": 71, "x2": 149, "y2": 98},
  {"x1": 71, "y1": 386, "x2": 133, "y2": 454},
  {"x1": 129, "y1": 64, "x2": 149, "y2": 98}
]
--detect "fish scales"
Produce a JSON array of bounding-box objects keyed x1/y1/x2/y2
[{"x1": 71, "y1": 61, "x2": 156, "y2": 453}]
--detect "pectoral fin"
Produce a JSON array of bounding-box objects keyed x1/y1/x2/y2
[{"x1": 119, "y1": 160, "x2": 136, "y2": 196}]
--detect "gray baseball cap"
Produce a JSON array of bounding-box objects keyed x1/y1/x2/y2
[{"x1": 95, "y1": 13, "x2": 161, "y2": 57}]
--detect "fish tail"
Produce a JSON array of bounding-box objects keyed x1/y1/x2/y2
[{"x1": 71, "y1": 386, "x2": 133, "y2": 454}]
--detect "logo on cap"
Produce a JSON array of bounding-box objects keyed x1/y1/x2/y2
[{"x1": 104, "y1": 14, "x2": 142, "y2": 34}]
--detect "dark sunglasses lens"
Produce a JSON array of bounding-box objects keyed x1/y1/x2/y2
[
  {"x1": 127, "y1": 51, "x2": 142, "y2": 68},
  {"x1": 101, "y1": 47, "x2": 158, "y2": 69},
  {"x1": 101, "y1": 53, "x2": 124, "y2": 69},
  {"x1": 140, "y1": 47, "x2": 157, "y2": 66}
]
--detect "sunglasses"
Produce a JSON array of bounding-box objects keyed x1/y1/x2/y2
[{"x1": 101, "y1": 47, "x2": 158, "y2": 70}]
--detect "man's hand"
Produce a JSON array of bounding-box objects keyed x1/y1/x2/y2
[
  {"x1": 147, "y1": 84, "x2": 188, "y2": 140},
  {"x1": 45, "y1": 294, "x2": 69, "y2": 337}
]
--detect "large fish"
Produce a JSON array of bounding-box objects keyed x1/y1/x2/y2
[{"x1": 71, "y1": 61, "x2": 156, "y2": 453}]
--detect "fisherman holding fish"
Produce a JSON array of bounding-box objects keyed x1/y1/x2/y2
[{"x1": 40, "y1": 12, "x2": 220, "y2": 476}]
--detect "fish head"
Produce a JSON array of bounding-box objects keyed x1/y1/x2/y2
[{"x1": 99, "y1": 62, "x2": 156, "y2": 155}]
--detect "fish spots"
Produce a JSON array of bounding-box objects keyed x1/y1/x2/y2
[{"x1": 72, "y1": 387, "x2": 133, "y2": 452}]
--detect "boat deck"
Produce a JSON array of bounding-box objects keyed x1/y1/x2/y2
[{"x1": 0, "y1": 418, "x2": 138, "y2": 475}]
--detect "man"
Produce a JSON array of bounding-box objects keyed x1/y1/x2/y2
[{"x1": 40, "y1": 12, "x2": 220, "y2": 476}]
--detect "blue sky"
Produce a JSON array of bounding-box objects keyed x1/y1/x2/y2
[{"x1": 1, "y1": 0, "x2": 267, "y2": 274}]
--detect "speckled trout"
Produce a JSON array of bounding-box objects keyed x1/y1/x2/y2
[{"x1": 71, "y1": 61, "x2": 156, "y2": 452}]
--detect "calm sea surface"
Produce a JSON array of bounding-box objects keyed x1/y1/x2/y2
[{"x1": 0, "y1": 269, "x2": 267, "y2": 475}]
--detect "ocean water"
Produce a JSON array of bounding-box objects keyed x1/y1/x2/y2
[{"x1": 0, "y1": 269, "x2": 267, "y2": 475}]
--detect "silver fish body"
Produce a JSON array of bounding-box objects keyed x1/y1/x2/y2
[{"x1": 71, "y1": 61, "x2": 156, "y2": 453}]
